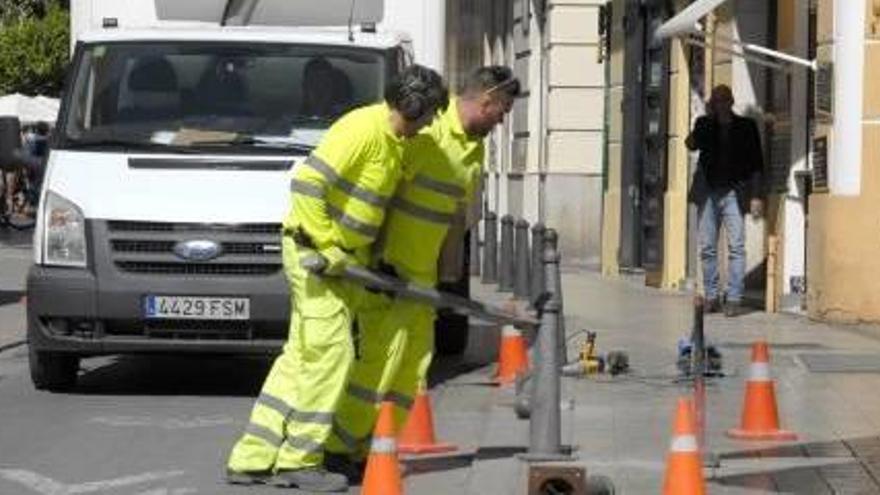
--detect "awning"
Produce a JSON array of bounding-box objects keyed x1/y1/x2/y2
[
  {"x1": 653, "y1": 0, "x2": 729, "y2": 41},
  {"x1": 653, "y1": 0, "x2": 815, "y2": 71}
]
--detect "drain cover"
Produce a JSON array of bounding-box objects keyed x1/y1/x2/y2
[{"x1": 799, "y1": 353, "x2": 880, "y2": 373}]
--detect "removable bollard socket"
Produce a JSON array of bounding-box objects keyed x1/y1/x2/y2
[{"x1": 527, "y1": 465, "x2": 587, "y2": 495}]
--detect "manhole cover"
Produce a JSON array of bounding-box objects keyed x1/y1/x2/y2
[{"x1": 799, "y1": 353, "x2": 880, "y2": 373}]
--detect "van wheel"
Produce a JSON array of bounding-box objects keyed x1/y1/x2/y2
[
  {"x1": 29, "y1": 348, "x2": 79, "y2": 392},
  {"x1": 435, "y1": 312, "x2": 469, "y2": 356},
  {"x1": 435, "y1": 264, "x2": 470, "y2": 356}
]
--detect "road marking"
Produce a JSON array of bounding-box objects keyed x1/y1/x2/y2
[
  {"x1": 89, "y1": 416, "x2": 234, "y2": 429},
  {"x1": 134, "y1": 489, "x2": 197, "y2": 495},
  {"x1": 0, "y1": 469, "x2": 184, "y2": 495}
]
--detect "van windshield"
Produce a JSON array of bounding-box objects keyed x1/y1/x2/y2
[{"x1": 61, "y1": 42, "x2": 388, "y2": 152}]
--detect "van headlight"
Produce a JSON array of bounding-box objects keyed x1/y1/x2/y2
[{"x1": 43, "y1": 191, "x2": 87, "y2": 267}]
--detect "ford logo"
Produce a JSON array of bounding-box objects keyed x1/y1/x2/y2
[{"x1": 173, "y1": 240, "x2": 222, "y2": 262}]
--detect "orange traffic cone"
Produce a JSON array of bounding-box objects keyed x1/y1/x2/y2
[
  {"x1": 362, "y1": 401, "x2": 403, "y2": 495},
  {"x1": 495, "y1": 301, "x2": 530, "y2": 385},
  {"x1": 726, "y1": 341, "x2": 797, "y2": 441},
  {"x1": 663, "y1": 397, "x2": 706, "y2": 495},
  {"x1": 398, "y1": 384, "x2": 457, "y2": 455}
]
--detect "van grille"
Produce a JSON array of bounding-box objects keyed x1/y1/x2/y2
[{"x1": 106, "y1": 221, "x2": 283, "y2": 277}]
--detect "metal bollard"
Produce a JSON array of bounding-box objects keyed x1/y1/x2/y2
[
  {"x1": 543, "y1": 230, "x2": 567, "y2": 365},
  {"x1": 498, "y1": 214, "x2": 515, "y2": 292},
  {"x1": 520, "y1": 229, "x2": 569, "y2": 461},
  {"x1": 481, "y1": 211, "x2": 498, "y2": 284},
  {"x1": 529, "y1": 222, "x2": 546, "y2": 308},
  {"x1": 514, "y1": 218, "x2": 531, "y2": 300},
  {"x1": 469, "y1": 225, "x2": 481, "y2": 277}
]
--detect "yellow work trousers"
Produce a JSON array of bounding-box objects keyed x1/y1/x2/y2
[
  {"x1": 326, "y1": 295, "x2": 436, "y2": 458},
  {"x1": 227, "y1": 236, "x2": 362, "y2": 473}
]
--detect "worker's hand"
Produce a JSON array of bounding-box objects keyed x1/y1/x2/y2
[
  {"x1": 750, "y1": 198, "x2": 764, "y2": 218},
  {"x1": 319, "y1": 245, "x2": 356, "y2": 276}
]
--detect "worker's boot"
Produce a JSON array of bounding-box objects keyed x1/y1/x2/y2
[
  {"x1": 224, "y1": 468, "x2": 272, "y2": 485},
  {"x1": 703, "y1": 297, "x2": 722, "y2": 314},
  {"x1": 325, "y1": 452, "x2": 367, "y2": 484},
  {"x1": 272, "y1": 467, "x2": 349, "y2": 492}
]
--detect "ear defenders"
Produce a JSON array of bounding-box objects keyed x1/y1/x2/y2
[{"x1": 398, "y1": 72, "x2": 431, "y2": 121}]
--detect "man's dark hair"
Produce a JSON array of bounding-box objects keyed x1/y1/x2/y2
[
  {"x1": 461, "y1": 66, "x2": 521, "y2": 99},
  {"x1": 384, "y1": 64, "x2": 449, "y2": 121}
]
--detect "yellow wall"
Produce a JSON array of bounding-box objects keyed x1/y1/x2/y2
[
  {"x1": 601, "y1": 0, "x2": 625, "y2": 277},
  {"x1": 807, "y1": 0, "x2": 880, "y2": 323}
]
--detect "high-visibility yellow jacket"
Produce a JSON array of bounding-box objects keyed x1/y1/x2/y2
[
  {"x1": 283, "y1": 103, "x2": 409, "y2": 262},
  {"x1": 379, "y1": 97, "x2": 484, "y2": 285}
]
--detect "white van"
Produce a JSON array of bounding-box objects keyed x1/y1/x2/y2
[{"x1": 27, "y1": 0, "x2": 467, "y2": 391}]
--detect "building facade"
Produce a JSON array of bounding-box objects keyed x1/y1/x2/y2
[
  {"x1": 601, "y1": 0, "x2": 880, "y2": 324},
  {"x1": 446, "y1": 0, "x2": 608, "y2": 267}
]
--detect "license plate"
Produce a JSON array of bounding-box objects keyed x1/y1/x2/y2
[{"x1": 144, "y1": 296, "x2": 250, "y2": 320}]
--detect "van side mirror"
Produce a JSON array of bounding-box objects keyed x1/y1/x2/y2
[{"x1": 0, "y1": 116, "x2": 23, "y2": 172}]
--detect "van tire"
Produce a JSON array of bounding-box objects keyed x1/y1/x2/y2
[{"x1": 29, "y1": 348, "x2": 79, "y2": 392}]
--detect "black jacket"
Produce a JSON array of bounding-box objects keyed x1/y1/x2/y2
[{"x1": 687, "y1": 114, "x2": 764, "y2": 207}]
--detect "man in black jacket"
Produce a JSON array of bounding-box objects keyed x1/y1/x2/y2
[{"x1": 686, "y1": 85, "x2": 764, "y2": 317}]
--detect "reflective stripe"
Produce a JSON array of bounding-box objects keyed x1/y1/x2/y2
[
  {"x1": 299, "y1": 253, "x2": 325, "y2": 270},
  {"x1": 257, "y1": 393, "x2": 293, "y2": 418},
  {"x1": 245, "y1": 423, "x2": 284, "y2": 448},
  {"x1": 285, "y1": 435, "x2": 324, "y2": 454},
  {"x1": 392, "y1": 198, "x2": 454, "y2": 225},
  {"x1": 370, "y1": 437, "x2": 397, "y2": 454},
  {"x1": 385, "y1": 391, "x2": 414, "y2": 410},
  {"x1": 749, "y1": 363, "x2": 771, "y2": 382},
  {"x1": 290, "y1": 179, "x2": 326, "y2": 199},
  {"x1": 327, "y1": 204, "x2": 380, "y2": 239},
  {"x1": 332, "y1": 421, "x2": 363, "y2": 451},
  {"x1": 670, "y1": 434, "x2": 698, "y2": 453},
  {"x1": 306, "y1": 155, "x2": 389, "y2": 207},
  {"x1": 412, "y1": 174, "x2": 466, "y2": 199},
  {"x1": 257, "y1": 393, "x2": 334, "y2": 425},
  {"x1": 347, "y1": 383, "x2": 382, "y2": 404}
]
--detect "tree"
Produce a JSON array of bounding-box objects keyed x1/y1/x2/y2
[{"x1": 0, "y1": 4, "x2": 70, "y2": 96}]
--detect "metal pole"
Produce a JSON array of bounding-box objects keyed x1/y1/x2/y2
[
  {"x1": 520, "y1": 229, "x2": 569, "y2": 461},
  {"x1": 514, "y1": 218, "x2": 531, "y2": 300},
  {"x1": 469, "y1": 225, "x2": 481, "y2": 277},
  {"x1": 529, "y1": 222, "x2": 546, "y2": 308},
  {"x1": 544, "y1": 229, "x2": 567, "y2": 364},
  {"x1": 482, "y1": 211, "x2": 498, "y2": 284},
  {"x1": 498, "y1": 214, "x2": 515, "y2": 292}
]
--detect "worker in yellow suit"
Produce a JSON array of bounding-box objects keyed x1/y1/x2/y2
[
  {"x1": 325, "y1": 66, "x2": 521, "y2": 478},
  {"x1": 226, "y1": 64, "x2": 448, "y2": 493}
]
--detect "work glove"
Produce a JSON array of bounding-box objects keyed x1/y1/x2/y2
[{"x1": 320, "y1": 245, "x2": 356, "y2": 276}]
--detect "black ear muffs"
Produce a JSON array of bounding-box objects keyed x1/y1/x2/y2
[{"x1": 399, "y1": 76, "x2": 429, "y2": 121}]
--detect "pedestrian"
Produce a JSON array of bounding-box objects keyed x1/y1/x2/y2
[
  {"x1": 686, "y1": 84, "x2": 764, "y2": 317},
  {"x1": 323, "y1": 66, "x2": 520, "y2": 480},
  {"x1": 225, "y1": 64, "x2": 448, "y2": 493}
]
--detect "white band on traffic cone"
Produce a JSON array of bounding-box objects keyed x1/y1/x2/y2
[
  {"x1": 748, "y1": 362, "x2": 771, "y2": 382},
  {"x1": 370, "y1": 437, "x2": 397, "y2": 454},
  {"x1": 670, "y1": 434, "x2": 698, "y2": 453},
  {"x1": 502, "y1": 325, "x2": 521, "y2": 338}
]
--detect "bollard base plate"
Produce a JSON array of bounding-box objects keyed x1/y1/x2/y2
[{"x1": 518, "y1": 446, "x2": 578, "y2": 463}]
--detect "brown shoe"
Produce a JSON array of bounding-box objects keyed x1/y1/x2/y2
[
  {"x1": 703, "y1": 298, "x2": 722, "y2": 314},
  {"x1": 724, "y1": 302, "x2": 749, "y2": 317}
]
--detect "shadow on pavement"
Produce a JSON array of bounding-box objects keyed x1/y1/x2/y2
[
  {"x1": 712, "y1": 435, "x2": 880, "y2": 493},
  {"x1": 0, "y1": 290, "x2": 23, "y2": 307},
  {"x1": 403, "y1": 445, "x2": 529, "y2": 476},
  {"x1": 74, "y1": 355, "x2": 273, "y2": 396}
]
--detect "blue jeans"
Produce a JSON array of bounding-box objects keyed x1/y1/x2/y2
[{"x1": 698, "y1": 189, "x2": 745, "y2": 303}]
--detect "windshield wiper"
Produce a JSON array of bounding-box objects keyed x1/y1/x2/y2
[
  {"x1": 64, "y1": 138, "x2": 199, "y2": 153},
  {"x1": 188, "y1": 135, "x2": 316, "y2": 152}
]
